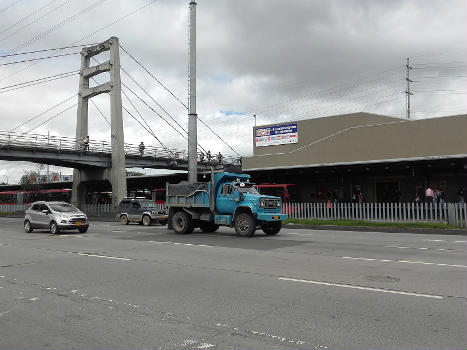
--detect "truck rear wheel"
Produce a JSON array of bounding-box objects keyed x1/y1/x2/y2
[
  {"x1": 199, "y1": 221, "x2": 219, "y2": 233},
  {"x1": 172, "y1": 211, "x2": 194, "y2": 234},
  {"x1": 234, "y1": 213, "x2": 255, "y2": 237},
  {"x1": 261, "y1": 221, "x2": 281, "y2": 235}
]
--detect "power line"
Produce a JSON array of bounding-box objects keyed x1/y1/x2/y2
[
  {"x1": 0, "y1": 0, "x2": 72, "y2": 44},
  {"x1": 0, "y1": 43, "x2": 98, "y2": 58},
  {"x1": 8, "y1": 0, "x2": 108, "y2": 54},
  {"x1": 10, "y1": 94, "x2": 76, "y2": 132},
  {"x1": 0, "y1": 0, "x2": 23, "y2": 16},
  {"x1": 0, "y1": 70, "x2": 78, "y2": 94},
  {"x1": 0, "y1": 0, "x2": 59, "y2": 38},
  {"x1": 0, "y1": 51, "x2": 80, "y2": 66},
  {"x1": 0, "y1": 0, "x2": 157, "y2": 83}
]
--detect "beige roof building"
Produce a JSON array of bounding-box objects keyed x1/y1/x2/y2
[{"x1": 243, "y1": 112, "x2": 467, "y2": 171}]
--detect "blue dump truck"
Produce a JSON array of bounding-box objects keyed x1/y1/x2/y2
[{"x1": 166, "y1": 172, "x2": 288, "y2": 237}]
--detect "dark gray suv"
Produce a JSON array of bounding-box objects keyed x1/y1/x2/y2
[
  {"x1": 116, "y1": 198, "x2": 167, "y2": 226},
  {"x1": 24, "y1": 201, "x2": 89, "y2": 235}
]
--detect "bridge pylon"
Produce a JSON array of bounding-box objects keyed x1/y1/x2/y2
[{"x1": 72, "y1": 37, "x2": 126, "y2": 210}]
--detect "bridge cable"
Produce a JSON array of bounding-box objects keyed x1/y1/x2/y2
[
  {"x1": 119, "y1": 46, "x2": 241, "y2": 156},
  {"x1": 0, "y1": 70, "x2": 79, "y2": 94},
  {"x1": 24, "y1": 103, "x2": 77, "y2": 134},
  {"x1": 121, "y1": 88, "x2": 174, "y2": 156},
  {"x1": 89, "y1": 55, "x2": 174, "y2": 154},
  {"x1": 89, "y1": 99, "x2": 110, "y2": 126},
  {"x1": 10, "y1": 94, "x2": 76, "y2": 132}
]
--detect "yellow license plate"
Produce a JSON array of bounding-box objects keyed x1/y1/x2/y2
[
  {"x1": 273, "y1": 216, "x2": 279, "y2": 220},
  {"x1": 75, "y1": 222, "x2": 82, "y2": 226}
]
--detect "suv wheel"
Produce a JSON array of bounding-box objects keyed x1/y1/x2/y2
[
  {"x1": 120, "y1": 215, "x2": 129, "y2": 225},
  {"x1": 24, "y1": 220, "x2": 33, "y2": 233},
  {"x1": 142, "y1": 215, "x2": 152, "y2": 226},
  {"x1": 50, "y1": 221, "x2": 60, "y2": 235}
]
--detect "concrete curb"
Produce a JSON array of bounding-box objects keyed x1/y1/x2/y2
[{"x1": 283, "y1": 224, "x2": 466, "y2": 236}]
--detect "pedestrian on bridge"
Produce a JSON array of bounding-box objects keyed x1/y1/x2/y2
[
  {"x1": 206, "y1": 150, "x2": 212, "y2": 162},
  {"x1": 139, "y1": 142, "x2": 145, "y2": 156},
  {"x1": 82, "y1": 136, "x2": 89, "y2": 151},
  {"x1": 199, "y1": 151, "x2": 205, "y2": 162},
  {"x1": 217, "y1": 152, "x2": 223, "y2": 164}
]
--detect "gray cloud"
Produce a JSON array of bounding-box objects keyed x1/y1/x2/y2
[{"x1": 0, "y1": 0, "x2": 465, "y2": 182}]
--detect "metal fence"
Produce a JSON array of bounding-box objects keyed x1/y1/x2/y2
[
  {"x1": 2, "y1": 202, "x2": 465, "y2": 229},
  {"x1": 283, "y1": 202, "x2": 466, "y2": 228}
]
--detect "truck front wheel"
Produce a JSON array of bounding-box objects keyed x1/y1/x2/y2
[
  {"x1": 199, "y1": 221, "x2": 219, "y2": 233},
  {"x1": 261, "y1": 221, "x2": 281, "y2": 235},
  {"x1": 234, "y1": 213, "x2": 255, "y2": 237},
  {"x1": 172, "y1": 211, "x2": 194, "y2": 234}
]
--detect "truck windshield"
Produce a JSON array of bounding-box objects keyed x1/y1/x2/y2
[{"x1": 236, "y1": 185, "x2": 259, "y2": 194}]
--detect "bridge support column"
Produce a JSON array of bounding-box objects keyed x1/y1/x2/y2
[{"x1": 72, "y1": 37, "x2": 126, "y2": 210}]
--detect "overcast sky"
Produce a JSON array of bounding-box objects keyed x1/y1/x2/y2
[{"x1": 0, "y1": 0, "x2": 466, "y2": 183}]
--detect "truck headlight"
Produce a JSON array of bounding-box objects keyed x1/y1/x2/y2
[
  {"x1": 259, "y1": 199, "x2": 265, "y2": 207},
  {"x1": 277, "y1": 201, "x2": 281, "y2": 207}
]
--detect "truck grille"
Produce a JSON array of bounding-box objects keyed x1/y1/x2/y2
[{"x1": 262, "y1": 199, "x2": 280, "y2": 209}]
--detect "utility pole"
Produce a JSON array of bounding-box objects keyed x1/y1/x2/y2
[
  {"x1": 405, "y1": 57, "x2": 413, "y2": 120},
  {"x1": 188, "y1": 0, "x2": 197, "y2": 183}
]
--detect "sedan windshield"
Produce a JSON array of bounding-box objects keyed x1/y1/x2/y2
[{"x1": 49, "y1": 203, "x2": 79, "y2": 212}]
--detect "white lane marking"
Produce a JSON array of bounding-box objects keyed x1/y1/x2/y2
[
  {"x1": 385, "y1": 245, "x2": 459, "y2": 251},
  {"x1": 216, "y1": 323, "x2": 308, "y2": 346},
  {"x1": 197, "y1": 343, "x2": 215, "y2": 349},
  {"x1": 341, "y1": 256, "x2": 467, "y2": 268},
  {"x1": 425, "y1": 239, "x2": 466, "y2": 243},
  {"x1": 278, "y1": 277, "x2": 443, "y2": 299},
  {"x1": 78, "y1": 253, "x2": 131, "y2": 261},
  {"x1": 147, "y1": 241, "x2": 213, "y2": 248}
]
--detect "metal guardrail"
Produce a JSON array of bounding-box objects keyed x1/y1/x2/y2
[{"x1": 0, "y1": 130, "x2": 241, "y2": 165}]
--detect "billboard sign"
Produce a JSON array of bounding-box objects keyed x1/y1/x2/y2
[{"x1": 255, "y1": 123, "x2": 298, "y2": 147}]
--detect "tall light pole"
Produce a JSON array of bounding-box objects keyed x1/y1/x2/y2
[{"x1": 188, "y1": 0, "x2": 198, "y2": 183}]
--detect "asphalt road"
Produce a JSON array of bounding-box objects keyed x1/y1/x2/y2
[{"x1": 0, "y1": 217, "x2": 465, "y2": 350}]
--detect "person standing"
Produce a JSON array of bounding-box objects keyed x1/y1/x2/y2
[
  {"x1": 425, "y1": 185, "x2": 434, "y2": 204},
  {"x1": 138, "y1": 142, "x2": 145, "y2": 156},
  {"x1": 82, "y1": 135, "x2": 89, "y2": 151}
]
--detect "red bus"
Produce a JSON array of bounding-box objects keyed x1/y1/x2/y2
[
  {"x1": 153, "y1": 188, "x2": 166, "y2": 205},
  {"x1": 255, "y1": 183, "x2": 296, "y2": 202},
  {"x1": 0, "y1": 189, "x2": 72, "y2": 205}
]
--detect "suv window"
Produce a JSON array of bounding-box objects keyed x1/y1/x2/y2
[
  {"x1": 131, "y1": 201, "x2": 141, "y2": 209},
  {"x1": 119, "y1": 200, "x2": 131, "y2": 209}
]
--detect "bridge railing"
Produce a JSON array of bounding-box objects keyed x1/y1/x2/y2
[{"x1": 0, "y1": 130, "x2": 241, "y2": 165}]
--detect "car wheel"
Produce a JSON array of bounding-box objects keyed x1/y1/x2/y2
[
  {"x1": 234, "y1": 213, "x2": 255, "y2": 237},
  {"x1": 142, "y1": 215, "x2": 152, "y2": 226},
  {"x1": 78, "y1": 227, "x2": 88, "y2": 233},
  {"x1": 24, "y1": 220, "x2": 33, "y2": 233},
  {"x1": 120, "y1": 215, "x2": 129, "y2": 225},
  {"x1": 172, "y1": 211, "x2": 194, "y2": 234},
  {"x1": 50, "y1": 221, "x2": 60, "y2": 235},
  {"x1": 261, "y1": 221, "x2": 281, "y2": 235}
]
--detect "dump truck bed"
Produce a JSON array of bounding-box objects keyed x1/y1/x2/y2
[{"x1": 166, "y1": 182, "x2": 210, "y2": 208}]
